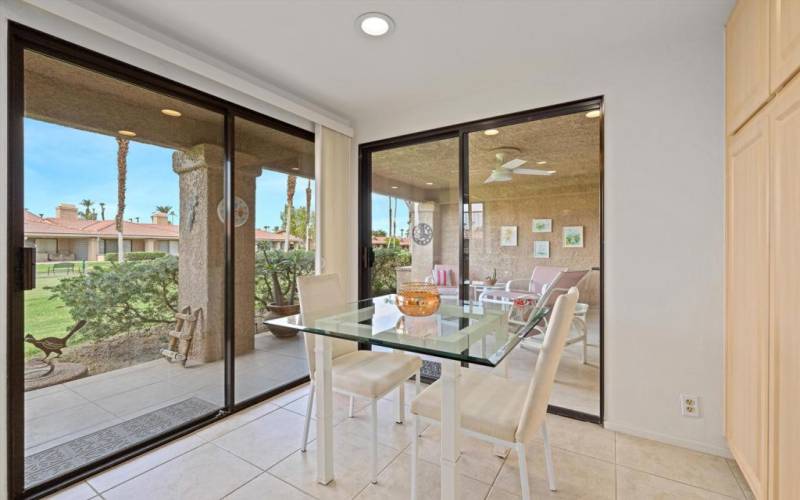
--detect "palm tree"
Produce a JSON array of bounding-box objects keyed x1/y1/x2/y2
[
  {"x1": 304, "y1": 179, "x2": 312, "y2": 250},
  {"x1": 115, "y1": 137, "x2": 129, "y2": 262},
  {"x1": 284, "y1": 175, "x2": 297, "y2": 251},
  {"x1": 155, "y1": 205, "x2": 176, "y2": 223},
  {"x1": 79, "y1": 199, "x2": 96, "y2": 220},
  {"x1": 99, "y1": 202, "x2": 106, "y2": 220}
]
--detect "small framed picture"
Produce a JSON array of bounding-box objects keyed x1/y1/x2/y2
[
  {"x1": 532, "y1": 219, "x2": 552, "y2": 233},
  {"x1": 533, "y1": 240, "x2": 550, "y2": 258},
  {"x1": 563, "y1": 226, "x2": 584, "y2": 248},
  {"x1": 500, "y1": 226, "x2": 518, "y2": 246}
]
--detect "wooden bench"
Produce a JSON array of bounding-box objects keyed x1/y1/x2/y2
[{"x1": 49, "y1": 262, "x2": 76, "y2": 275}]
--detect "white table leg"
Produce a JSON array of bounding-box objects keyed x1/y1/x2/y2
[
  {"x1": 440, "y1": 359, "x2": 461, "y2": 500},
  {"x1": 315, "y1": 336, "x2": 334, "y2": 484}
]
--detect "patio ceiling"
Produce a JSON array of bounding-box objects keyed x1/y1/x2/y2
[
  {"x1": 371, "y1": 111, "x2": 600, "y2": 202},
  {"x1": 24, "y1": 50, "x2": 314, "y2": 178}
]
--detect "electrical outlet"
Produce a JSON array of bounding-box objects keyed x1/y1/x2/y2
[{"x1": 680, "y1": 394, "x2": 700, "y2": 417}]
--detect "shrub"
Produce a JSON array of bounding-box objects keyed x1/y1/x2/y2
[
  {"x1": 372, "y1": 247, "x2": 411, "y2": 295},
  {"x1": 254, "y1": 246, "x2": 315, "y2": 310},
  {"x1": 103, "y1": 251, "x2": 167, "y2": 262},
  {"x1": 49, "y1": 255, "x2": 178, "y2": 340}
]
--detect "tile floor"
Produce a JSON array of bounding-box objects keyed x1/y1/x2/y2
[{"x1": 45, "y1": 381, "x2": 754, "y2": 500}]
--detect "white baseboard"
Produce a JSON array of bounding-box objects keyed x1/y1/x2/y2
[{"x1": 603, "y1": 420, "x2": 732, "y2": 458}]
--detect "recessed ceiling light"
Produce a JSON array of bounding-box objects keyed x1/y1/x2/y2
[
  {"x1": 291, "y1": 167, "x2": 300, "y2": 171},
  {"x1": 425, "y1": 182, "x2": 434, "y2": 185},
  {"x1": 391, "y1": 185, "x2": 398, "y2": 189},
  {"x1": 161, "y1": 109, "x2": 182, "y2": 117},
  {"x1": 536, "y1": 160, "x2": 547, "y2": 165},
  {"x1": 118, "y1": 130, "x2": 136, "y2": 137},
  {"x1": 484, "y1": 129, "x2": 499, "y2": 136},
  {"x1": 547, "y1": 170, "x2": 557, "y2": 175},
  {"x1": 585, "y1": 110, "x2": 601, "y2": 118},
  {"x1": 357, "y1": 12, "x2": 394, "y2": 37}
]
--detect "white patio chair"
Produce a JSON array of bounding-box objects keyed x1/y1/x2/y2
[
  {"x1": 297, "y1": 274, "x2": 422, "y2": 484},
  {"x1": 479, "y1": 265, "x2": 567, "y2": 305},
  {"x1": 408, "y1": 287, "x2": 579, "y2": 500}
]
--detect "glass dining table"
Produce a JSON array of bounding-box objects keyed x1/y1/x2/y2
[{"x1": 267, "y1": 294, "x2": 548, "y2": 500}]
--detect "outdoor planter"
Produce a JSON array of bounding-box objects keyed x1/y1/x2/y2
[{"x1": 266, "y1": 303, "x2": 301, "y2": 338}]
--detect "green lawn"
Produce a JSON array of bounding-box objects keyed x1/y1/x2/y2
[{"x1": 24, "y1": 261, "x2": 111, "y2": 358}]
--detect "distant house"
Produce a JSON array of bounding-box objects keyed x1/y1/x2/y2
[
  {"x1": 371, "y1": 236, "x2": 410, "y2": 249},
  {"x1": 25, "y1": 203, "x2": 304, "y2": 261}
]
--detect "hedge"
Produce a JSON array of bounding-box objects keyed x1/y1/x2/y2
[{"x1": 104, "y1": 251, "x2": 167, "y2": 262}]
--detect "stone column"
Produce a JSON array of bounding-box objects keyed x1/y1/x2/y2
[
  {"x1": 172, "y1": 144, "x2": 260, "y2": 362},
  {"x1": 411, "y1": 202, "x2": 438, "y2": 282}
]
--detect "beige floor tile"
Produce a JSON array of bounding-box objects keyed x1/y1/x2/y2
[
  {"x1": 485, "y1": 486, "x2": 522, "y2": 500},
  {"x1": 214, "y1": 408, "x2": 314, "y2": 470},
  {"x1": 537, "y1": 414, "x2": 614, "y2": 463},
  {"x1": 69, "y1": 369, "x2": 164, "y2": 401},
  {"x1": 225, "y1": 472, "x2": 315, "y2": 500},
  {"x1": 617, "y1": 465, "x2": 736, "y2": 499},
  {"x1": 196, "y1": 401, "x2": 280, "y2": 442},
  {"x1": 726, "y1": 459, "x2": 756, "y2": 500},
  {"x1": 25, "y1": 402, "x2": 118, "y2": 449},
  {"x1": 87, "y1": 434, "x2": 206, "y2": 492},
  {"x1": 284, "y1": 392, "x2": 370, "y2": 426},
  {"x1": 93, "y1": 380, "x2": 194, "y2": 417},
  {"x1": 335, "y1": 398, "x2": 426, "y2": 451},
  {"x1": 414, "y1": 424, "x2": 504, "y2": 485},
  {"x1": 43, "y1": 481, "x2": 97, "y2": 500},
  {"x1": 268, "y1": 383, "x2": 311, "y2": 408},
  {"x1": 269, "y1": 431, "x2": 402, "y2": 500},
  {"x1": 615, "y1": 434, "x2": 743, "y2": 498},
  {"x1": 494, "y1": 441, "x2": 615, "y2": 499},
  {"x1": 354, "y1": 452, "x2": 490, "y2": 500},
  {"x1": 102, "y1": 443, "x2": 260, "y2": 500}
]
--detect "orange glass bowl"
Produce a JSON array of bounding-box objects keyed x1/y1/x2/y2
[{"x1": 396, "y1": 282, "x2": 441, "y2": 317}]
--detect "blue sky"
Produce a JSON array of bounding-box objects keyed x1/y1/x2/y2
[
  {"x1": 372, "y1": 193, "x2": 410, "y2": 236},
  {"x1": 24, "y1": 118, "x2": 311, "y2": 230}
]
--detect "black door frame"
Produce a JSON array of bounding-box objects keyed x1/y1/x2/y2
[
  {"x1": 358, "y1": 96, "x2": 605, "y2": 424},
  {"x1": 6, "y1": 22, "x2": 313, "y2": 499}
]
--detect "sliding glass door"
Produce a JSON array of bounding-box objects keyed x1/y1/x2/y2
[
  {"x1": 359, "y1": 99, "x2": 604, "y2": 421},
  {"x1": 8, "y1": 25, "x2": 314, "y2": 497}
]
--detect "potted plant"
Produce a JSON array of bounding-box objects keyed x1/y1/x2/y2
[{"x1": 255, "y1": 246, "x2": 313, "y2": 337}]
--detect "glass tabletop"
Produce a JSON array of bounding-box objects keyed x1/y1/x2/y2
[{"x1": 266, "y1": 295, "x2": 549, "y2": 367}]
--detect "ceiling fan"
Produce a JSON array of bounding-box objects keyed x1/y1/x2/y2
[{"x1": 484, "y1": 148, "x2": 555, "y2": 184}]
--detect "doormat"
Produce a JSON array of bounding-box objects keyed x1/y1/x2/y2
[{"x1": 25, "y1": 397, "x2": 218, "y2": 487}]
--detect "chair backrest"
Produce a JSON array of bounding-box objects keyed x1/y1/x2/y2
[
  {"x1": 537, "y1": 270, "x2": 588, "y2": 308},
  {"x1": 432, "y1": 264, "x2": 458, "y2": 287},
  {"x1": 529, "y1": 266, "x2": 568, "y2": 293},
  {"x1": 515, "y1": 287, "x2": 579, "y2": 443},
  {"x1": 296, "y1": 274, "x2": 358, "y2": 379}
]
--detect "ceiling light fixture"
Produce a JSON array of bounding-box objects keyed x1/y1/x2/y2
[
  {"x1": 425, "y1": 182, "x2": 434, "y2": 185},
  {"x1": 484, "y1": 129, "x2": 499, "y2": 136},
  {"x1": 585, "y1": 110, "x2": 601, "y2": 119},
  {"x1": 161, "y1": 109, "x2": 182, "y2": 117},
  {"x1": 357, "y1": 12, "x2": 395, "y2": 37},
  {"x1": 391, "y1": 185, "x2": 398, "y2": 189},
  {"x1": 118, "y1": 130, "x2": 136, "y2": 137},
  {"x1": 291, "y1": 167, "x2": 300, "y2": 171},
  {"x1": 536, "y1": 160, "x2": 547, "y2": 165}
]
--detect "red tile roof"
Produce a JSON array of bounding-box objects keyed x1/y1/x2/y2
[{"x1": 25, "y1": 210, "x2": 301, "y2": 242}]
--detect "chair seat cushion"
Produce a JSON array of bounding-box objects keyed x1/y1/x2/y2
[
  {"x1": 332, "y1": 351, "x2": 422, "y2": 398},
  {"x1": 410, "y1": 370, "x2": 527, "y2": 442}
]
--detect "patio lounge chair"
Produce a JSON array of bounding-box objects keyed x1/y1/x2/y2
[
  {"x1": 479, "y1": 265, "x2": 567, "y2": 305},
  {"x1": 424, "y1": 264, "x2": 459, "y2": 298}
]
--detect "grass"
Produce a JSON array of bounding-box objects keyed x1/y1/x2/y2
[{"x1": 24, "y1": 261, "x2": 111, "y2": 358}]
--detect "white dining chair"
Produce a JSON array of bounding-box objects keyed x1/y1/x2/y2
[
  {"x1": 296, "y1": 274, "x2": 422, "y2": 484},
  {"x1": 409, "y1": 287, "x2": 579, "y2": 500}
]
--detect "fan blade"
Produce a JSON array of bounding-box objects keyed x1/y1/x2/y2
[
  {"x1": 500, "y1": 158, "x2": 527, "y2": 170},
  {"x1": 513, "y1": 168, "x2": 555, "y2": 176}
]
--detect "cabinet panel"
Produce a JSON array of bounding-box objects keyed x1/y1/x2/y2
[
  {"x1": 769, "y1": 72, "x2": 800, "y2": 500},
  {"x1": 771, "y1": 0, "x2": 800, "y2": 92},
  {"x1": 727, "y1": 0, "x2": 771, "y2": 133},
  {"x1": 726, "y1": 110, "x2": 770, "y2": 500}
]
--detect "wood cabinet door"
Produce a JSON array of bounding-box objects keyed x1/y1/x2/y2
[
  {"x1": 727, "y1": 0, "x2": 771, "y2": 133},
  {"x1": 771, "y1": 0, "x2": 800, "y2": 93},
  {"x1": 769, "y1": 71, "x2": 800, "y2": 500},
  {"x1": 726, "y1": 109, "x2": 770, "y2": 500}
]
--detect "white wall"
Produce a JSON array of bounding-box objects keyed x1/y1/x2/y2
[{"x1": 355, "y1": 27, "x2": 727, "y2": 455}]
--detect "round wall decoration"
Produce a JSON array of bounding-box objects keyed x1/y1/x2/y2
[
  {"x1": 216, "y1": 196, "x2": 249, "y2": 227},
  {"x1": 412, "y1": 222, "x2": 433, "y2": 245}
]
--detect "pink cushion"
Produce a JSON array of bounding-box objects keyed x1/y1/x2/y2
[{"x1": 436, "y1": 269, "x2": 448, "y2": 286}]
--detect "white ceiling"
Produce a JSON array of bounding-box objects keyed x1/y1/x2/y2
[{"x1": 75, "y1": 0, "x2": 734, "y2": 134}]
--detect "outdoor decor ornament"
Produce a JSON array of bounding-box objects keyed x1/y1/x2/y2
[
  {"x1": 412, "y1": 222, "x2": 433, "y2": 246},
  {"x1": 216, "y1": 196, "x2": 249, "y2": 227},
  {"x1": 25, "y1": 320, "x2": 87, "y2": 361}
]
